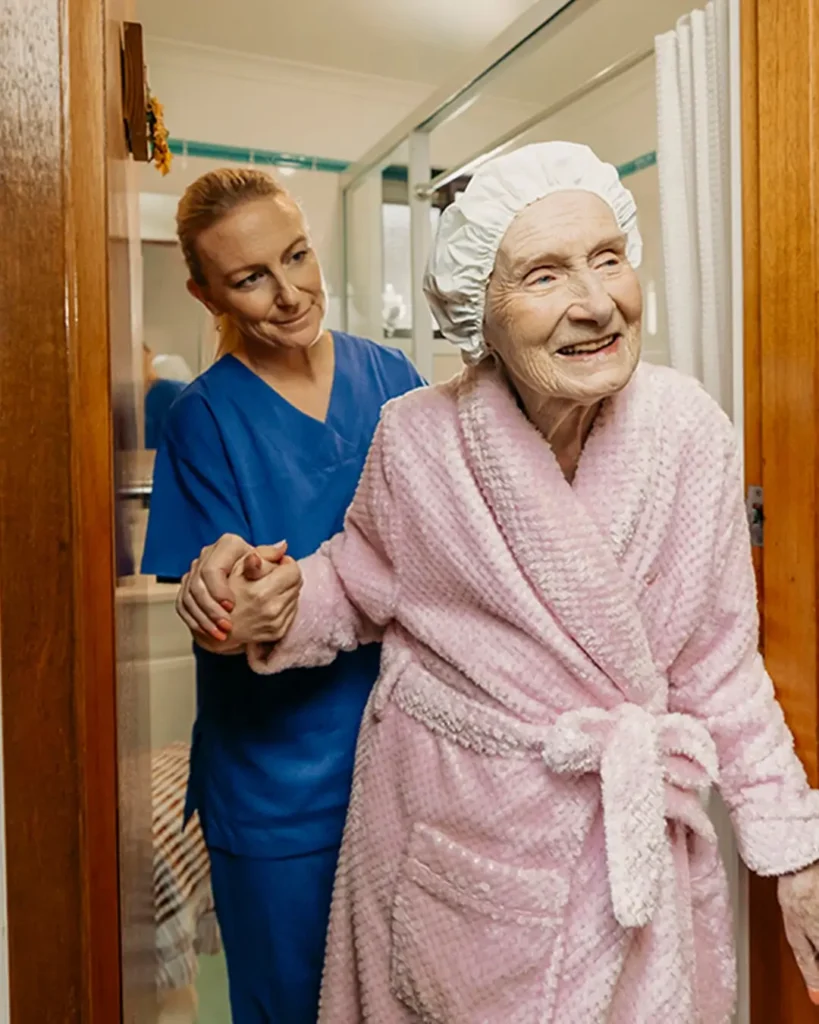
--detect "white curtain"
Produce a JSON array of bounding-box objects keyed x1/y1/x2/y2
[
  {"x1": 655, "y1": 0, "x2": 733, "y2": 417},
  {"x1": 656, "y1": 7, "x2": 747, "y2": 1022}
]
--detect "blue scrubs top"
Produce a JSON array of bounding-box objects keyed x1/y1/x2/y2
[{"x1": 142, "y1": 333, "x2": 424, "y2": 858}]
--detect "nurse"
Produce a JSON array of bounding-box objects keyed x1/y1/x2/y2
[{"x1": 141, "y1": 167, "x2": 424, "y2": 1024}]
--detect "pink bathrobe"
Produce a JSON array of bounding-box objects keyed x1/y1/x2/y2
[{"x1": 250, "y1": 362, "x2": 819, "y2": 1023}]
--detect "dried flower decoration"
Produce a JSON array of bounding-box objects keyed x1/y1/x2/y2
[{"x1": 147, "y1": 91, "x2": 172, "y2": 176}]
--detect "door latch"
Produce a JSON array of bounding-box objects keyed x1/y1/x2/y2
[{"x1": 746, "y1": 485, "x2": 763, "y2": 547}]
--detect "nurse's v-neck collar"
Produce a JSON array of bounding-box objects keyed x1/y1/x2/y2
[{"x1": 222, "y1": 335, "x2": 340, "y2": 428}]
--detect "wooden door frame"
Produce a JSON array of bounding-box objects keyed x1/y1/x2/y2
[
  {"x1": 0, "y1": 0, "x2": 124, "y2": 1020},
  {"x1": 743, "y1": 0, "x2": 819, "y2": 1019}
]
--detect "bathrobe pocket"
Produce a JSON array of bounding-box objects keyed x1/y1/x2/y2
[{"x1": 389, "y1": 822, "x2": 570, "y2": 1023}]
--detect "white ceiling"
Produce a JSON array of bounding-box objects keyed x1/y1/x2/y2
[
  {"x1": 137, "y1": 0, "x2": 694, "y2": 102},
  {"x1": 137, "y1": 0, "x2": 535, "y2": 86}
]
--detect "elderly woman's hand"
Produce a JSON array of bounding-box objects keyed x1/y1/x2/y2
[
  {"x1": 175, "y1": 533, "x2": 288, "y2": 642},
  {"x1": 221, "y1": 551, "x2": 303, "y2": 647},
  {"x1": 779, "y1": 862, "x2": 819, "y2": 1003}
]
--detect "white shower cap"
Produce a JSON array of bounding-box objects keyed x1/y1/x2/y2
[{"x1": 424, "y1": 141, "x2": 643, "y2": 364}]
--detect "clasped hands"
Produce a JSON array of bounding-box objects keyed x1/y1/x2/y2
[{"x1": 175, "y1": 534, "x2": 302, "y2": 653}]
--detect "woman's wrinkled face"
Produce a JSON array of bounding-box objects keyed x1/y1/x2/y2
[
  {"x1": 484, "y1": 190, "x2": 642, "y2": 404},
  {"x1": 189, "y1": 196, "x2": 326, "y2": 351}
]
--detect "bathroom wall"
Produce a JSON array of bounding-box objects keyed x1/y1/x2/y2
[
  {"x1": 338, "y1": 53, "x2": 670, "y2": 381},
  {"x1": 137, "y1": 30, "x2": 677, "y2": 743},
  {"x1": 137, "y1": 45, "x2": 669, "y2": 366},
  {"x1": 142, "y1": 242, "x2": 204, "y2": 374},
  {"x1": 138, "y1": 33, "x2": 669, "y2": 388},
  {"x1": 138, "y1": 34, "x2": 542, "y2": 370},
  {"x1": 142, "y1": 36, "x2": 543, "y2": 166}
]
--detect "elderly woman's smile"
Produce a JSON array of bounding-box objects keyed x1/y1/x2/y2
[
  {"x1": 484, "y1": 189, "x2": 642, "y2": 411},
  {"x1": 555, "y1": 335, "x2": 620, "y2": 356}
]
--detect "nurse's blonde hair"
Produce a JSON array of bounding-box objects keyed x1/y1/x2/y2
[{"x1": 176, "y1": 168, "x2": 290, "y2": 360}]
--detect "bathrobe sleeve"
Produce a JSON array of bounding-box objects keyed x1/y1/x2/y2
[
  {"x1": 247, "y1": 410, "x2": 400, "y2": 675},
  {"x1": 668, "y1": 428, "x2": 819, "y2": 876}
]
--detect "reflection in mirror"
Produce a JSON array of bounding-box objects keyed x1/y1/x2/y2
[
  {"x1": 141, "y1": 237, "x2": 207, "y2": 452},
  {"x1": 142, "y1": 340, "x2": 190, "y2": 450}
]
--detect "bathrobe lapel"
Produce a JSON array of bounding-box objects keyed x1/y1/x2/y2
[{"x1": 457, "y1": 363, "x2": 662, "y2": 706}]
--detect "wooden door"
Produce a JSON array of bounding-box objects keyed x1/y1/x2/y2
[
  {"x1": 743, "y1": 0, "x2": 819, "y2": 1019},
  {"x1": 0, "y1": 0, "x2": 152, "y2": 1019}
]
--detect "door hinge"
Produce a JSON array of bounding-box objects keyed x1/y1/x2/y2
[{"x1": 746, "y1": 485, "x2": 763, "y2": 547}]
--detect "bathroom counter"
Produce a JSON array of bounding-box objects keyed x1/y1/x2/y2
[{"x1": 115, "y1": 576, "x2": 196, "y2": 750}]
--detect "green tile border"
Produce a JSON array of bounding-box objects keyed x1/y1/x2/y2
[
  {"x1": 616, "y1": 150, "x2": 657, "y2": 177},
  {"x1": 168, "y1": 138, "x2": 657, "y2": 183},
  {"x1": 167, "y1": 138, "x2": 409, "y2": 180}
]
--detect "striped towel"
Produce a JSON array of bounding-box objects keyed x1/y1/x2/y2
[{"x1": 153, "y1": 742, "x2": 222, "y2": 992}]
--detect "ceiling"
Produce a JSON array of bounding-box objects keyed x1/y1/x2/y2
[
  {"x1": 137, "y1": 0, "x2": 535, "y2": 86},
  {"x1": 137, "y1": 0, "x2": 694, "y2": 102}
]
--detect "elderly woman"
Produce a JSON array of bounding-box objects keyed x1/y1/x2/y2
[{"x1": 178, "y1": 142, "x2": 819, "y2": 1022}]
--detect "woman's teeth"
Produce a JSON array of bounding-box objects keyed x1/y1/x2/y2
[{"x1": 557, "y1": 335, "x2": 618, "y2": 356}]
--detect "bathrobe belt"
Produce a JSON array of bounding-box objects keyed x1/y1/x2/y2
[{"x1": 387, "y1": 663, "x2": 720, "y2": 929}]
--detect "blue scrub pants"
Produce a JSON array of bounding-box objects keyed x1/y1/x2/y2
[{"x1": 209, "y1": 844, "x2": 341, "y2": 1023}]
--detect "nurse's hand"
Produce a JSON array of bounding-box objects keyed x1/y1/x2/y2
[
  {"x1": 223, "y1": 550, "x2": 302, "y2": 646},
  {"x1": 176, "y1": 534, "x2": 288, "y2": 642}
]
